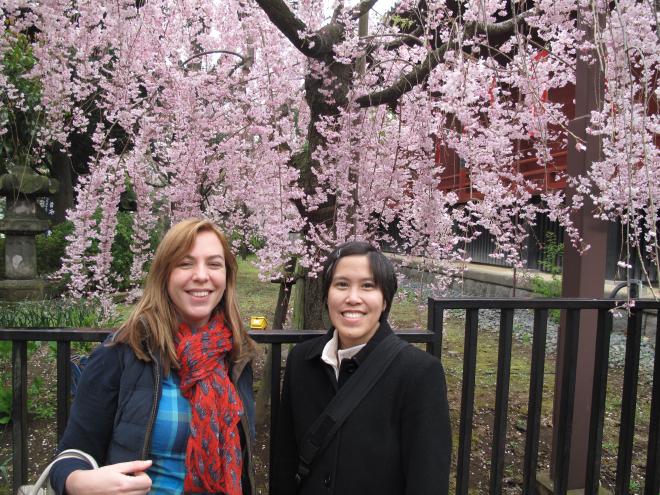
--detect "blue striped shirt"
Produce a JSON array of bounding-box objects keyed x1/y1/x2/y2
[{"x1": 147, "y1": 371, "x2": 191, "y2": 494}]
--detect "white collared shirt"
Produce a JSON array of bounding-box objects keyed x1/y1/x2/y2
[{"x1": 321, "y1": 329, "x2": 367, "y2": 379}]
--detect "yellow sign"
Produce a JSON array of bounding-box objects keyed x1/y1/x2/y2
[{"x1": 249, "y1": 316, "x2": 268, "y2": 330}]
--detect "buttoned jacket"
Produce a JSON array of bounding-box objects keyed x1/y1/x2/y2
[
  {"x1": 272, "y1": 321, "x2": 451, "y2": 495},
  {"x1": 50, "y1": 336, "x2": 256, "y2": 495}
]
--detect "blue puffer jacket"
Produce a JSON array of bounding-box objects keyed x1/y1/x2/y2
[{"x1": 50, "y1": 337, "x2": 256, "y2": 495}]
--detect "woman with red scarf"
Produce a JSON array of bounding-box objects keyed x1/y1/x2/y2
[{"x1": 50, "y1": 218, "x2": 257, "y2": 495}]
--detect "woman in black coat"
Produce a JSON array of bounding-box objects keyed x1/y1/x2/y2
[{"x1": 272, "y1": 241, "x2": 451, "y2": 495}]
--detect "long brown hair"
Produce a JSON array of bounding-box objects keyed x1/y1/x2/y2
[{"x1": 114, "y1": 218, "x2": 254, "y2": 373}]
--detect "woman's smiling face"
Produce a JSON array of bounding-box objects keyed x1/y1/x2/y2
[
  {"x1": 167, "y1": 230, "x2": 226, "y2": 327},
  {"x1": 327, "y1": 254, "x2": 386, "y2": 349}
]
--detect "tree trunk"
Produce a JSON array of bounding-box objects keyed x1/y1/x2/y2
[
  {"x1": 303, "y1": 275, "x2": 326, "y2": 329},
  {"x1": 290, "y1": 260, "x2": 305, "y2": 330},
  {"x1": 292, "y1": 49, "x2": 352, "y2": 329},
  {"x1": 49, "y1": 146, "x2": 73, "y2": 224}
]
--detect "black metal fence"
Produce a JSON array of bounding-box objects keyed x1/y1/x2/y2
[
  {"x1": 1, "y1": 298, "x2": 658, "y2": 495},
  {"x1": 429, "y1": 298, "x2": 659, "y2": 495},
  {"x1": 0, "y1": 326, "x2": 439, "y2": 494}
]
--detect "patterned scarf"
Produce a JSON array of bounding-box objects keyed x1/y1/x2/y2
[{"x1": 176, "y1": 313, "x2": 244, "y2": 495}]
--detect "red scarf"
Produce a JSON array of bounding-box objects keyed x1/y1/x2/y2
[{"x1": 176, "y1": 313, "x2": 244, "y2": 495}]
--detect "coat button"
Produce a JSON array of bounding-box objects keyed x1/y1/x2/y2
[{"x1": 323, "y1": 474, "x2": 331, "y2": 487}]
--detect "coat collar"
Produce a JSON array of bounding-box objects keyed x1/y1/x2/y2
[
  {"x1": 230, "y1": 336, "x2": 258, "y2": 383},
  {"x1": 304, "y1": 318, "x2": 394, "y2": 364},
  {"x1": 305, "y1": 327, "x2": 335, "y2": 360}
]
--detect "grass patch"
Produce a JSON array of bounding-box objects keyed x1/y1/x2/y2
[
  {"x1": 389, "y1": 288, "x2": 427, "y2": 329},
  {"x1": 236, "y1": 256, "x2": 279, "y2": 327}
]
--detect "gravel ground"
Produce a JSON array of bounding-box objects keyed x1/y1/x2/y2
[
  {"x1": 400, "y1": 280, "x2": 658, "y2": 379},
  {"x1": 444, "y1": 307, "x2": 657, "y2": 377}
]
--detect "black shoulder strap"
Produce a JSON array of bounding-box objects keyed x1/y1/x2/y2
[{"x1": 296, "y1": 333, "x2": 408, "y2": 484}]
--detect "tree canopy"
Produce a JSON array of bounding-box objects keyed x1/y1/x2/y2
[{"x1": 1, "y1": 0, "x2": 657, "y2": 323}]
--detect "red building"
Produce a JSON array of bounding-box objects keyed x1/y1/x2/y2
[{"x1": 435, "y1": 81, "x2": 574, "y2": 203}]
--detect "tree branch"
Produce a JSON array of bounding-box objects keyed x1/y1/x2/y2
[
  {"x1": 363, "y1": 27, "x2": 424, "y2": 72},
  {"x1": 362, "y1": 32, "x2": 424, "y2": 48},
  {"x1": 356, "y1": 9, "x2": 535, "y2": 108},
  {"x1": 181, "y1": 50, "x2": 246, "y2": 67},
  {"x1": 255, "y1": 0, "x2": 324, "y2": 58},
  {"x1": 356, "y1": 41, "x2": 452, "y2": 107},
  {"x1": 473, "y1": 10, "x2": 534, "y2": 43},
  {"x1": 350, "y1": 0, "x2": 379, "y2": 20}
]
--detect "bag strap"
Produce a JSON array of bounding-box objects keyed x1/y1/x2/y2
[
  {"x1": 28, "y1": 449, "x2": 98, "y2": 495},
  {"x1": 296, "y1": 333, "x2": 408, "y2": 484}
]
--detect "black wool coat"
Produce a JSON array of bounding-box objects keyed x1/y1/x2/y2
[{"x1": 271, "y1": 321, "x2": 451, "y2": 495}]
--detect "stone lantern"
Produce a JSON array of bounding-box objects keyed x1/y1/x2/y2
[{"x1": 0, "y1": 159, "x2": 59, "y2": 301}]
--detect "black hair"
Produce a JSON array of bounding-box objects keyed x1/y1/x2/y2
[{"x1": 322, "y1": 241, "x2": 398, "y2": 319}]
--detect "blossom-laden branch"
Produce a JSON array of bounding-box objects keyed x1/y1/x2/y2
[
  {"x1": 254, "y1": 0, "x2": 326, "y2": 58},
  {"x1": 356, "y1": 9, "x2": 536, "y2": 108},
  {"x1": 181, "y1": 50, "x2": 247, "y2": 67}
]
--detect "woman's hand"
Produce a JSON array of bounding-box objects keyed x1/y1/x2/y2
[{"x1": 64, "y1": 460, "x2": 153, "y2": 495}]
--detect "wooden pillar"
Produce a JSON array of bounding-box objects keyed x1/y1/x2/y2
[{"x1": 552, "y1": 7, "x2": 607, "y2": 491}]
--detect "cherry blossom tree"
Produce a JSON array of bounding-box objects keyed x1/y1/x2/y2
[{"x1": 1, "y1": 0, "x2": 657, "y2": 326}]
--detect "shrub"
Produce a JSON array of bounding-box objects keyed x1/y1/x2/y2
[
  {"x1": 110, "y1": 211, "x2": 136, "y2": 290},
  {"x1": 230, "y1": 228, "x2": 266, "y2": 260},
  {"x1": 35, "y1": 220, "x2": 74, "y2": 274},
  {"x1": 537, "y1": 231, "x2": 563, "y2": 276},
  {"x1": 0, "y1": 299, "x2": 122, "y2": 327},
  {"x1": 531, "y1": 232, "x2": 564, "y2": 322},
  {"x1": 85, "y1": 210, "x2": 140, "y2": 290},
  {"x1": 0, "y1": 299, "x2": 120, "y2": 424}
]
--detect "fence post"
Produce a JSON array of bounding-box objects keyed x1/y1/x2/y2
[
  {"x1": 554, "y1": 309, "x2": 580, "y2": 495},
  {"x1": 57, "y1": 341, "x2": 72, "y2": 438},
  {"x1": 427, "y1": 298, "x2": 443, "y2": 359},
  {"x1": 615, "y1": 308, "x2": 643, "y2": 494},
  {"x1": 522, "y1": 308, "x2": 548, "y2": 493},
  {"x1": 456, "y1": 308, "x2": 479, "y2": 495},
  {"x1": 644, "y1": 312, "x2": 660, "y2": 495},
  {"x1": 268, "y1": 343, "x2": 282, "y2": 494},
  {"x1": 12, "y1": 341, "x2": 28, "y2": 493}
]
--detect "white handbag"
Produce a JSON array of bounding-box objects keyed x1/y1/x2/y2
[{"x1": 16, "y1": 449, "x2": 98, "y2": 495}]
